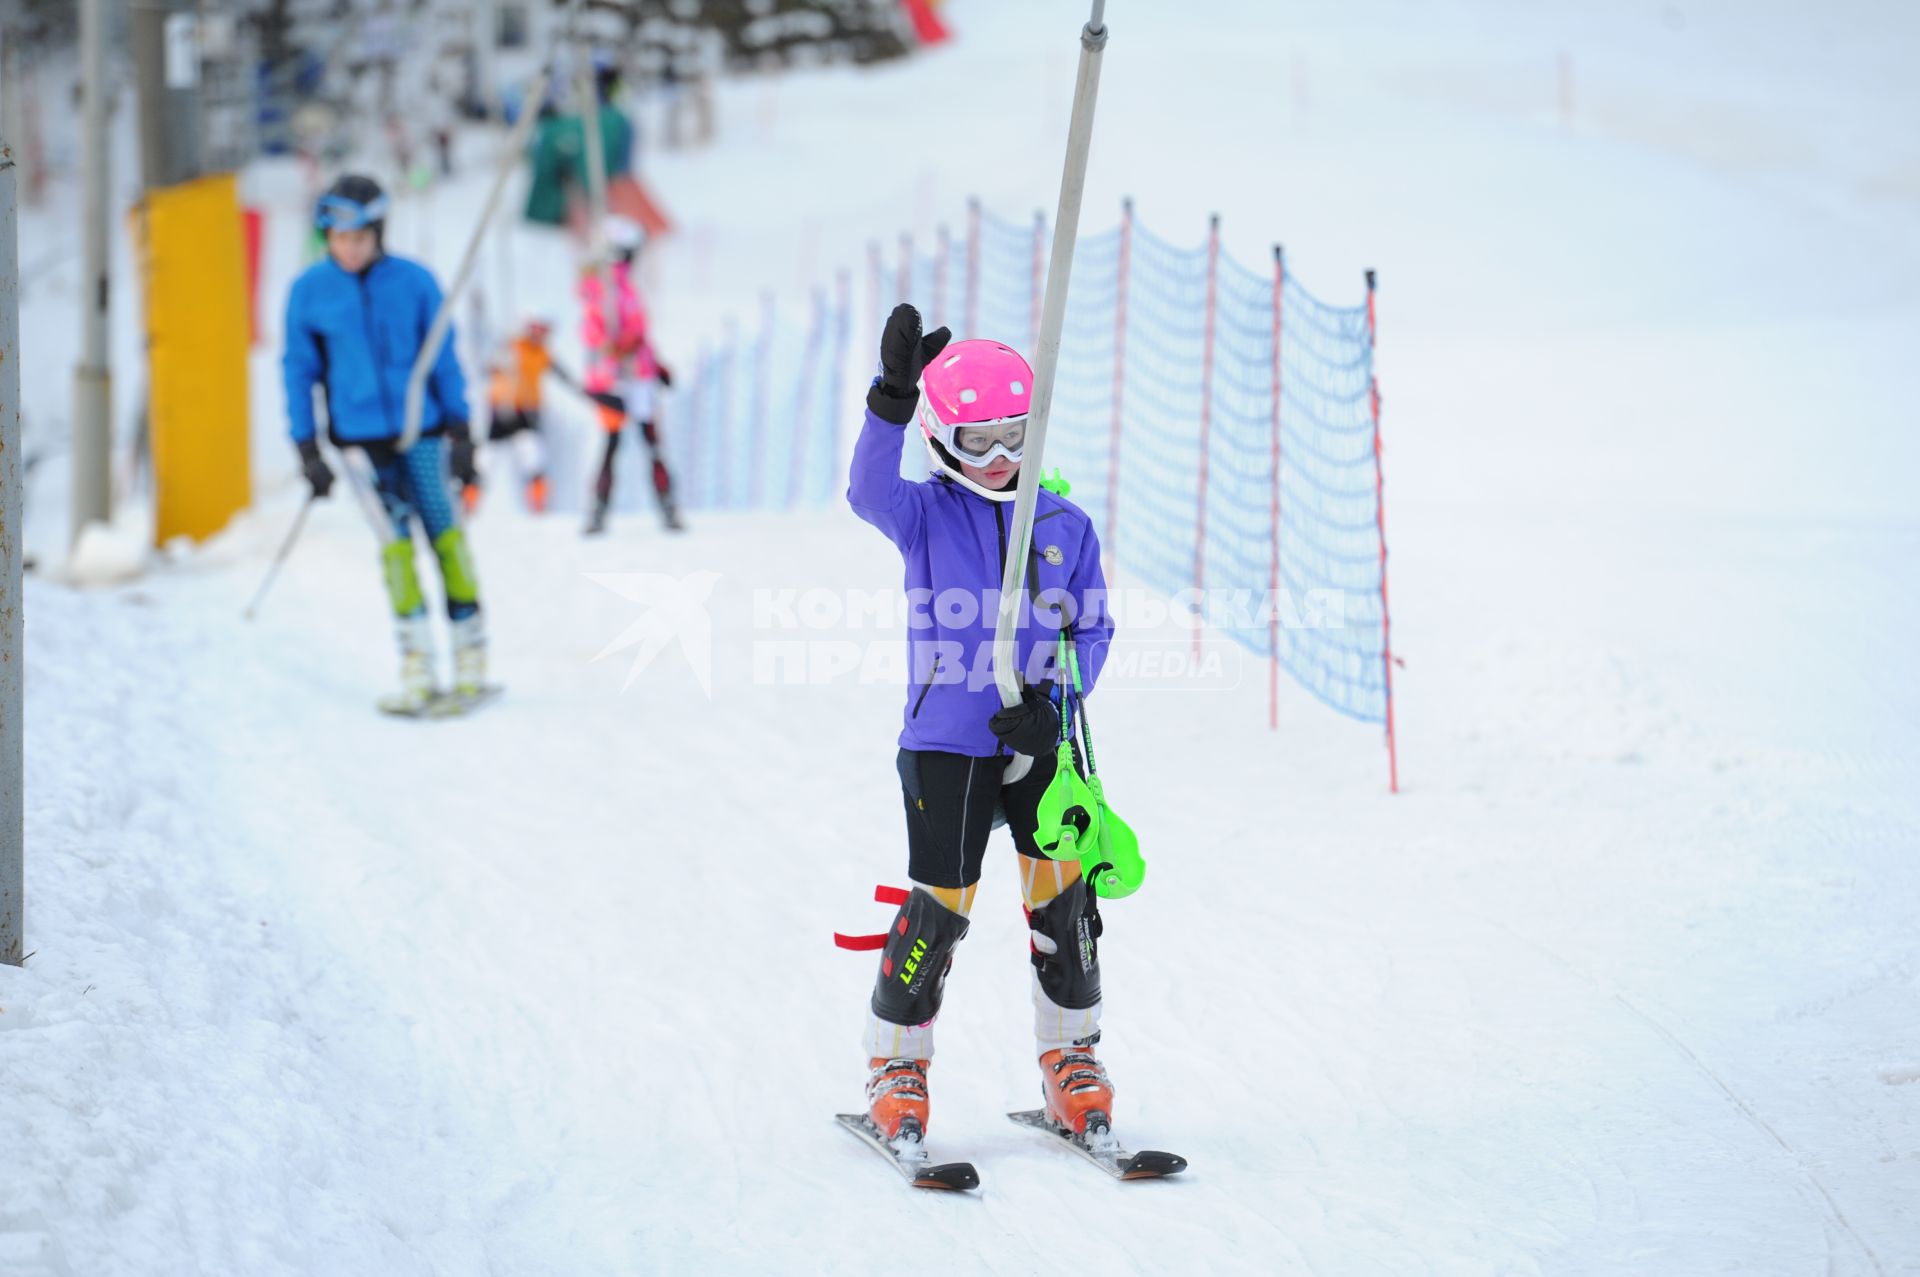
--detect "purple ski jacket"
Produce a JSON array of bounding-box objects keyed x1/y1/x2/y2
[{"x1": 848, "y1": 407, "x2": 1114, "y2": 757}]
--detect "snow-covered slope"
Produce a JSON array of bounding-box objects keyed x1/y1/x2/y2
[{"x1": 5, "y1": 2, "x2": 1918, "y2": 1273}]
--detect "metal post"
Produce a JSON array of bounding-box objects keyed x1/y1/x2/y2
[
  {"x1": 1367, "y1": 269, "x2": 1398, "y2": 794},
  {"x1": 132, "y1": 0, "x2": 204, "y2": 189},
  {"x1": 896, "y1": 232, "x2": 911, "y2": 308},
  {"x1": 2, "y1": 130, "x2": 22, "y2": 964},
  {"x1": 574, "y1": 20, "x2": 615, "y2": 390},
  {"x1": 1193, "y1": 212, "x2": 1219, "y2": 658},
  {"x1": 72, "y1": 0, "x2": 114, "y2": 550},
  {"x1": 476, "y1": 0, "x2": 501, "y2": 121},
  {"x1": 397, "y1": 66, "x2": 554, "y2": 450},
  {"x1": 992, "y1": 2, "x2": 1110, "y2": 782}
]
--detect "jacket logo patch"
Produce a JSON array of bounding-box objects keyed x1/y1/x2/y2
[{"x1": 1042, "y1": 545, "x2": 1064, "y2": 566}]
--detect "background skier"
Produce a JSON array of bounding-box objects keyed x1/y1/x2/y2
[
  {"x1": 282, "y1": 173, "x2": 488, "y2": 712},
  {"x1": 580, "y1": 215, "x2": 682, "y2": 535}
]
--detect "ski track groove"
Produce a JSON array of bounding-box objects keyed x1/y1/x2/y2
[{"x1": 1613, "y1": 995, "x2": 1884, "y2": 1277}]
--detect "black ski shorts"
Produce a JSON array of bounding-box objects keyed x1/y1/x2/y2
[
  {"x1": 896, "y1": 747, "x2": 1059, "y2": 889},
  {"x1": 488, "y1": 409, "x2": 539, "y2": 441}
]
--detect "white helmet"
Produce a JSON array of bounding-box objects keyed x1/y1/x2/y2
[{"x1": 602, "y1": 213, "x2": 645, "y2": 258}]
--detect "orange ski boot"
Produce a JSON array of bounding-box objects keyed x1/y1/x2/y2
[
  {"x1": 1040, "y1": 1038, "x2": 1115, "y2": 1137},
  {"x1": 866, "y1": 1057, "x2": 932, "y2": 1143}
]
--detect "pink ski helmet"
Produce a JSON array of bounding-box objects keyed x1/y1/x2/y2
[{"x1": 917, "y1": 339, "x2": 1032, "y2": 501}]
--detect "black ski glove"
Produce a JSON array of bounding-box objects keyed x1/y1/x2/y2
[
  {"x1": 655, "y1": 363, "x2": 673, "y2": 389},
  {"x1": 447, "y1": 432, "x2": 479, "y2": 486},
  {"x1": 297, "y1": 439, "x2": 334, "y2": 500},
  {"x1": 988, "y1": 683, "x2": 1062, "y2": 757},
  {"x1": 867, "y1": 303, "x2": 951, "y2": 426},
  {"x1": 589, "y1": 389, "x2": 627, "y2": 414}
]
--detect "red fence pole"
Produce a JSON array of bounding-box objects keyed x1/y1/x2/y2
[
  {"x1": 1030, "y1": 209, "x2": 1045, "y2": 351},
  {"x1": 1105, "y1": 196, "x2": 1132, "y2": 580},
  {"x1": 1367, "y1": 268, "x2": 1399, "y2": 794},
  {"x1": 1269, "y1": 243, "x2": 1284, "y2": 732},
  {"x1": 965, "y1": 197, "x2": 980, "y2": 338},
  {"x1": 1193, "y1": 213, "x2": 1220, "y2": 659}
]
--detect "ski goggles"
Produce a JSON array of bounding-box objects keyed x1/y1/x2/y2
[
  {"x1": 315, "y1": 192, "x2": 389, "y2": 231},
  {"x1": 929, "y1": 413, "x2": 1028, "y2": 466}
]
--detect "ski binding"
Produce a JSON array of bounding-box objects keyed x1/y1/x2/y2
[
  {"x1": 1007, "y1": 1109, "x2": 1187, "y2": 1180},
  {"x1": 835, "y1": 1114, "x2": 979, "y2": 1191}
]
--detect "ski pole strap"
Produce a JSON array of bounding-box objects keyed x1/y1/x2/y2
[
  {"x1": 873, "y1": 885, "x2": 910, "y2": 906},
  {"x1": 1058, "y1": 628, "x2": 1098, "y2": 774}
]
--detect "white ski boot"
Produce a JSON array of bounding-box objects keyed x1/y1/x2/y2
[
  {"x1": 450, "y1": 613, "x2": 488, "y2": 699},
  {"x1": 378, "y1": 616, "x2": 437, "y2": 716}
]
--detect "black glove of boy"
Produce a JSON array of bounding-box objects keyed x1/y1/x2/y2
[
  {"x1": 447, "y1": 430, "x2": 479, "y2": 486},
  {"x1": 988, "y1": 683, "x2": 1062, "y2": 757},
  {"x1": 297, "y1": 440, "x2": 335, "y2": 499},
  {"x1": 867, "y1": 303, "x2": 951, "y2": 425}
]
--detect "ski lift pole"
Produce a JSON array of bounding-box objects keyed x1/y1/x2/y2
[
  {"x1": 573, "y1": 17, "x2": 617, "y2": 386},
  {"x1": 397, "y1": 63, "x2": 555, "y2": 452},
  {"x1": 993, "y1": 1, "x2": 1110, "y2": 783}
]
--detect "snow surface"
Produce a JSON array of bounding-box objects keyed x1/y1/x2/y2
[{"x1": 5, "y1": 1, "x2": 1920, "y2": 1273}]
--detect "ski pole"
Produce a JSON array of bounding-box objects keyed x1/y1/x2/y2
[{"x1": 243, "y1": 496, "x2": 316, "y2": 620}]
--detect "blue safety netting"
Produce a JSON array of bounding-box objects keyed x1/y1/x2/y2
[
  {"x1": 678, "y1": 280, "x2": 853, "y2": 512},
  {"x1": 683, "y1": 200, "x2": 1390, "y2": 727}
]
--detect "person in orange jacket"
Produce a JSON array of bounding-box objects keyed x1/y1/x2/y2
[
  {"x1": 484, "y1": 318, "x2": 561, "y2": 513},
  {"x1": 480, "y1": 315, "x2": 624, "y2": 515}
]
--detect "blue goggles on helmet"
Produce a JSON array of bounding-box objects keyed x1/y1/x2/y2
[{"x1": 315, "y1": 192, "x2": 390, "y2": 231}]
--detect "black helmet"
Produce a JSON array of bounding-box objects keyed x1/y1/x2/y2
[{"x1": 315, "y1": 173, "x2": 389, "y2": 240}]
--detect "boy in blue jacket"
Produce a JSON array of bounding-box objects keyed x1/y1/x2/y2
[
  {"x1": 847, "y1": 304, "x2": 1117, "y2": 1153},
  {"x1": 282, "y1": 174, "x2": 486, "y2": 711}
]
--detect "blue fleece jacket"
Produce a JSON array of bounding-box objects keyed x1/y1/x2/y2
[
  {"x1": 282, "y1": 253, "x2": 468, "y2": 446},
  {"x1": 847, "y1": 408, "x2": 1114, "y2": 757}
]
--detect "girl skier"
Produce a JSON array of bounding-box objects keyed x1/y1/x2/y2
[
  {"x1": 283, "y1": 173, "x2": 487, "y2": 712},
  {"x1": 846, "y1": 303, "x2": 1116, "y2": 1152},
  {"x1": 580, "y1": 216, "x2": 682, "y2": 535}
]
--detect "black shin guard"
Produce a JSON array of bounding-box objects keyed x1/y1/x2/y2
[
  {"x1": 1028, "y1": 877, "x2": 1102, "y2": 1011},
  {"x1": 870, "y1": 887, "x2": 970, "y2": 1027}
]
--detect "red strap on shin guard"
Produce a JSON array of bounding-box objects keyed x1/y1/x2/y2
[{"x1": 833, "y1": 885, "x2": 912, "y2": 950}]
